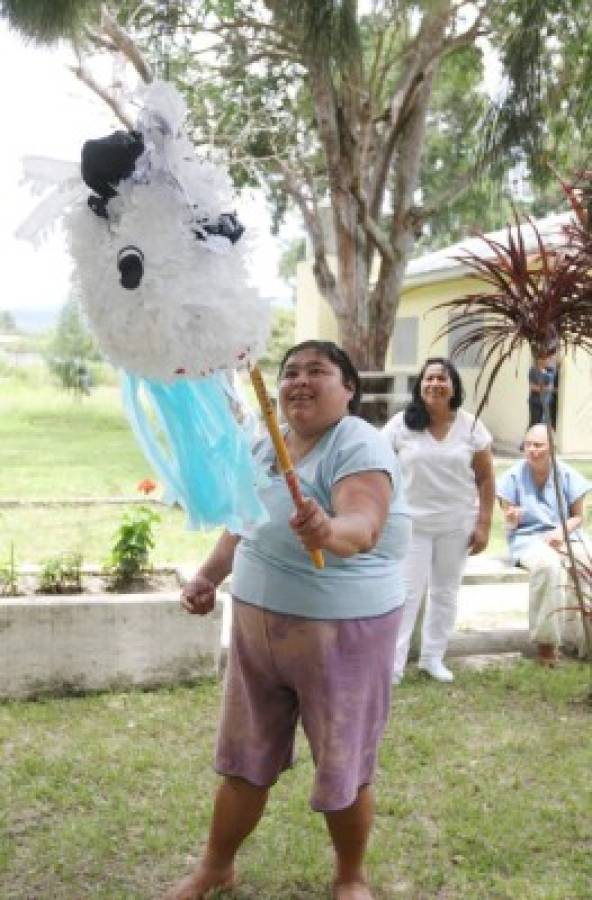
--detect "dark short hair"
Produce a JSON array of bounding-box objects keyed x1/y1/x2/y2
[
  {"x1": 278, "y1": 340, "x2": 361, "y2": 415},
  {"x1": 404, "y1": 357, "x2": 465, "y2": 431}
]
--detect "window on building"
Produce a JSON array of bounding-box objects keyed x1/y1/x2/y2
[
  {"x1": 392, "y1": 316, "x2": 419, "y2": 366},
  {"x1": 447, "y1": 312, "x2": 483, "y2": 368},
  {"x1": 393, "y1": 373, "x2": 415, "y2": 398}
]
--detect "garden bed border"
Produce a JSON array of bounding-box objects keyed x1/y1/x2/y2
[{"x1": 1, "y1": 583, "x2": 222, "y2": 700}]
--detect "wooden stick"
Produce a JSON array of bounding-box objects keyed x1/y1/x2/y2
[{"x1": 249, "y1": 364, "x2": 324, "y2": 570}]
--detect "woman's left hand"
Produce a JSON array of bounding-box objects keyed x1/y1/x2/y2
[
  {"x1": 468, "y1": 522, "x2": 490, "y2": 555},
  {"x1": 290, "y1": 497, "x2": 332, "y2": 551}
]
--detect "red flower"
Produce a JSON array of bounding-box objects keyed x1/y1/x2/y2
[{"x1": 137, "y1": 478, "x2": 157, "y2": 495}]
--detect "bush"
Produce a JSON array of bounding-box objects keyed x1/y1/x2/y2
[
  {"x1": 106, "y1": 506, "x2": 160, "y2": 587},
  {"x1": 47, "y1": 358, "x2": 93, "y2": 395},
  {"x1": 38, "y1": 552, "x2": 83, "y2": 594},
  {"x1": 0, "y1": 543, "x2": 19, "y2": 596}
]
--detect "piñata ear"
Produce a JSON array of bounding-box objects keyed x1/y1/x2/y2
[{"x1": 81, "y1": 130, "x2": 144, "y2": 202}]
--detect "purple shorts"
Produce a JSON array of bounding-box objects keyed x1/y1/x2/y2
[{"x1": 214, "y1": 598, "x2": 402, "y2": 812}]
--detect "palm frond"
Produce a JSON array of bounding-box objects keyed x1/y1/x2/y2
[
  {"x1": 0, "y1": 0, "x2": 101, "y2": 43},
  {"x1": 267, "y1": 0, "x2": 361, "y2": 66},
  {"x1": 481, "y1": 0, "x2": 592, "y2": 178},
  {"x1": 558, "y1": 169, "x2": 592, "y2": 265}
]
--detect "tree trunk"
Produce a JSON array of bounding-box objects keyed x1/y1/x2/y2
[
  {"x1": 336, "y1": 309, "x2": 373, "y2": 369},
  {"x1": 332, "y1": 194, "x2": 373, "y2": 367},
  {"x1": 297, "y1": 7, "x2": 448, "y2": 372}
]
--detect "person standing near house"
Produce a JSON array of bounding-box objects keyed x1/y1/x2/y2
[
  {"x1": 528, "y1": 348, "x2": 559, "y2": 429},
  {"x1": 383, "y1": 357, "x2": 495, "y2": 684},
  {"x1": 497, "y1": 423, "x2": 590, "y2": 666}
]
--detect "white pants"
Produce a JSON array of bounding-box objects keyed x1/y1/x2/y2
[
  {"x1": 518, "y1": 538, "x2": 590, "y2": 653},
  {"x1": 393, "y1": 524, "x2": 472, "y2": 677}
]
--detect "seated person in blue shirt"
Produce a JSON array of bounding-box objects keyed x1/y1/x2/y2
[
  {"x1": 497, "y1": 424, "x2": 591, "y2": 666},
  {"x1": 166, "y1": 340, "x2": 411, "y2": 900}
]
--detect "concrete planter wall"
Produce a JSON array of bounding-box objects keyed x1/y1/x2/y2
[
  {"x1": 0, "y1": 593, "x2": 222, "y2": 700},
  {"x1": 1, "y1": 556, "x2": 534, "y2": 700}
]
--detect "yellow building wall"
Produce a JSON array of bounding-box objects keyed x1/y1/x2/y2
[
  {"x1": 556, "y1": 350, "x2": 592, "y2": 454},
  {"x1": 295, "y1": 261, "x2": 592, "y2": 454},
  {"x1": 390, "y1": 278, "x2": 529, "y2": 448},
  {"x1": 295, "y1": 261, "x2": 338, "y2": 344}
]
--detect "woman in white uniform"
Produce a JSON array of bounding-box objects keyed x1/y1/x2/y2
[{"x1": 383, "y1": 358, "x2": 495, "y2": 683}]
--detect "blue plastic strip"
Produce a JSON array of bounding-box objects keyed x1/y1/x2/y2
[{"x1": 121, "y1": 372, "x2": 267, "y2": 531}]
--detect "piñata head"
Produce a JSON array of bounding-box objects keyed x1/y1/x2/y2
[
  {"x1": 67, "y1": 81, "x2": 267, "y2": 382},
  {"x1": 17, "y1": 80, "x2": 271, "y2": 531}
]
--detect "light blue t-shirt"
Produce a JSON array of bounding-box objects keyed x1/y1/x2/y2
[
  {"x1": 497, "y1": 459, "x2": 591, "y2": 560},
  {"x1": 231, "y1": 415, "x2": 411, "y2": 619}
]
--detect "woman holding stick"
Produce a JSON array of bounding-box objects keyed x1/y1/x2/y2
[{"x1": 165, "y1": 340, "x2": 410, "y2": 900}]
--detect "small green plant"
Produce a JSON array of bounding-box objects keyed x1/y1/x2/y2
[
  {"x1": 38, "y1": 551, "x2": 83, "y2": 594},
  {"x1": 107, "y1": 506, "x2": 160, "y2": 587},
  {"x1": 0, "y1": 542, "x2": 19, "y2": 596}
]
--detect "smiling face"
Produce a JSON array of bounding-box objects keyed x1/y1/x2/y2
[
  {"x1": 279, "y1": 349, "x2": 354, "y2": 438},
  {"x1": 420, "y1": 362, "x2": 455, "y2": 408}
]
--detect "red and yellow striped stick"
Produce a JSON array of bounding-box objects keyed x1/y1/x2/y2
[{"x1": 249, "y1": 364, "x2": 324, "y2": 570}]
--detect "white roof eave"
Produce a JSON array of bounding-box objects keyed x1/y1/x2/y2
[{"x1": 402, "y1": 212, "x2": 572, "y2": 291}]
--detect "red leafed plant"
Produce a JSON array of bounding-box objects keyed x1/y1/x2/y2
[
  {"x1": 551, "y1": 167, "x2": 592, "y2": 265},
  {"x1": 435, "y1": 172, "x2": 592, "y2": 677},
  {"x1": 435, "y1": 211, "x2": 592, "y2": 422}
]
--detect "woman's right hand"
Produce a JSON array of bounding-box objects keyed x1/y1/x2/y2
[{"x1": 180, "y1": 573, "x2": 216, "y2": 616}]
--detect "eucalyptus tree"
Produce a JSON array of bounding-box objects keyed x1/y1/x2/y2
[{"x1": 3, "y1": 0, "x2": 592, "y2": 367}]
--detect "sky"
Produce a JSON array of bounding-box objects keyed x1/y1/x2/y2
[{"x1": 0, "y1": 22, "x2": 293, "y2": 328}]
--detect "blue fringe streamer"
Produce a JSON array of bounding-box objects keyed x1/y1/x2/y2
[{"x1": 121, "y1": 372, "x2": 268, "y2": 531}]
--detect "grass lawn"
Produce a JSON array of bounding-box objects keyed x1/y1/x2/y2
[
  {"x1": 0, "y1": 373, "x2": 221, "y2": 566},
  {"x1": 0, "y1": 504, "x2": 220, "y2": 569},
  {"x1": 1, "y1": 371, "x2": 590, "y2": 566},
  {"x1": 0, "y1": 375, "x2": 160, "y2": 498},
  {"x1": 1, "y1": 661, "x2": 591, "y2": 899}
]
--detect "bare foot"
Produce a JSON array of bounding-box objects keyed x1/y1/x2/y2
[
  {"x1": 333, "y1": 879, "x2": 374, "y2": 900},
  {"x1": 162, "y1": 863, "x2": 235, "y2": 900}
]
